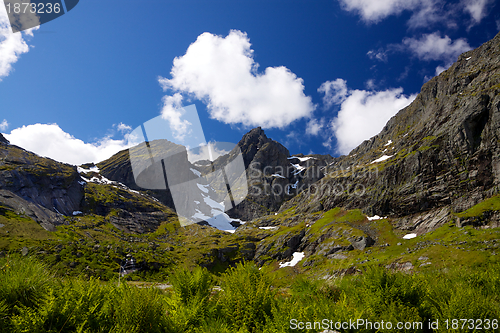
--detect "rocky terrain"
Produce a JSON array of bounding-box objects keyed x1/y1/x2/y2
[{"x1": 0, "y1": 32, "x2": 500, "y2": 279}]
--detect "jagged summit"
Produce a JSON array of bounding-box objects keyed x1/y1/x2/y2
[
  {"x1": 236, "y1": 127, "x2": 290, "y2": 168},
  {"x1": 0, "y1": 133, "x2": 8, "y2": 144}
]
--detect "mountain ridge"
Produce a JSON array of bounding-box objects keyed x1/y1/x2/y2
[{"x1": 1, "y1": 31, "x2": 500, "y2": 278}]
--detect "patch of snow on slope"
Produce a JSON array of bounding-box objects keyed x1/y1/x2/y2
[
  {"x1": 196, "y1": 183, "x2": 209, "y2": 193},
  {"x1": 291, "y1": 163, "x2": 305, "y2": 175},
  {"x1": 384, "y1": 140, "x2": 392, "y2": 146},
  {"x1": 367, "y1": 215, "x2": 382, "y2": 221},
  {"x1": 72, "y1": 211, "x2": 83, "y2": 216},
  {"x1": 190, "y1": 168, "x2": 201, "y2": 177},
  {"x1": 279, "y1": 252, "x2": 305, "y2": 268},
  {"x1": 202, "y1": 194, "x2": 225, "y2": 212},
  {"x1": 370, "y1": 155, "x2": 393, "y2": 164},
  {"x1": 259, "y1": 226, "x2": 278, "y2": 230},
  {"x1": 271, "y1": 174, "x2": 286, "y2": 179},
  {"x1": 288, "y1": 156, "x2": 316, "y2": 162},
  {"x1": 403, "y1": 233, "x2": 417, "y2": 239},
  {"x1": 192, "y1": 209, "x2": 210, "y2": 221},
  {"x1": 77, "y1": 166, "x2": 100, "y2": 174},
  {"x1": 286, "y1": 180, "x2": 299, "y2": 195}
]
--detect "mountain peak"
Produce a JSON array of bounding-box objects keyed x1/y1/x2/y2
[{"x1": 0, "y1": 133, "x2": 9, "y2": 144}]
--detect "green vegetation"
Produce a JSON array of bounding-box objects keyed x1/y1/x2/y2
[
  {"x1": 1, "y1": 256, "x2": 499, "y2": 332},
  {"x1": 455, "y1": 195, "x2": 500, "y2": 218}
]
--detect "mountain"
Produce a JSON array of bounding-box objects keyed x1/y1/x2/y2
[
  {"x1": 1, "y1": 32, "x2": 500, "y2": 278},
  {"x1": 281, "y1": 31, "x2": 500, "y2": 235}
]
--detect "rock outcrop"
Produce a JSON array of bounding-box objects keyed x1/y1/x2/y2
[
  {"x1": 0, "y1": 141, "x2": 84, "y2": 224},
  {"x1": 281, "y1": 31, "x2": 500, "y2": 233}
]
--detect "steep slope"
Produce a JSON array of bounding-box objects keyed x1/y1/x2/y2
[
  {"x1": 282, "y1": 31, "x2": 500, "y2": 234},
  {"x1": 0, "y1": 134, "x2": 178, "y2": 234},
  {"x1": 98, "y1": 127, "x2": 333, "y2": 222},
  {"x1": 0, "y1": 135, "x2": 83, "y2": 229}
]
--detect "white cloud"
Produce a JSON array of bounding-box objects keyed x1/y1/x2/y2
[
  {"x1": 305, "y1": 118, "x2": 325, "y2": 136},
  {"x1": 158, "y1": 92, "x2": 192, "y2": 141},
  {"x1": 319, "y1": 80, "x2": 417, "y2": 155},
  {"x1": 4, "y1": 123, "x2": 134, "y2": 165},
  {"x1": 403, "y1": 33, "x2": 472, "y2": 63},
  {"x1": 403, "y1": 33, "x2": 472, "y2": 74},
  {"x1": 159, "y1": 30, "x2": 314, "y2": 129},
  {"x1": 0, "y1": 119, "x2": 8, "y2": 131},
  {"x1": 367, "y1": 49, "x2": 388, "y2": 62},
  {"x1": 0, "y1": 4, "x2": 37, "y2": 80},
  {"x1": 462, "y1": 0, "x2": 492, "y2": 25},
  {"x1": 338, "y1": 0, "x2": 464, "y2": 29},
  {"x1": 116, "y1": 122, "x2": 132, "y2": 133},
  {"x1": 317, "y1": 79, "x2": 348, "y2": 109},
  {"x1": 338, "y1": 0, "x2": 420, "y2": 23}
]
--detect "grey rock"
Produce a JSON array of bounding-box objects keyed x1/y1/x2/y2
[{"x1": 349, "y1": 235, "x2": 375, "y2": 250}]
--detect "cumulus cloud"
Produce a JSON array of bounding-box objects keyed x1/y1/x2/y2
[
  {"x1": 159, "y1": 30, "x2": 314, "y2": 129},
  {"x1": 462, "y1": 0, "x2": 492, "y2": 25},
  {"x1": 318, "y1": 79, "x2": 348, "y2": 109},
  {"x1": 403, "y1": 33, "x2": 471, "y2": 63},
  {"x1": 338, "y1": 0, "x2": 469, "y2": 29},
  {"x1": 0, "y1": 4, "x2": 37, "y2": 80},
  {"x1": 403, "y1": 32, "x2": 472, "y2": 73},
  {"x1": 370, "y1": 33, "x2": 472, "y2": 76},
  {"x1": 116, "y1": 122, "x2": 132, "y2": 133},
  {"x1": 0, "y1": 119, "x2": 8, "y2": 131},
  {"x1": 338, "y1": 0, "x2": 420, "y2": 23},
  {"x1": 158, "y1": 92, "x2": 193, "y2": 141},
  {"x1": 305, "y1": 118, "x2": 325, "y2": 136},
  {"x1": 5, "y1": 123, "x2": 134, "y2": 165},
  {"x1": 319, "y1": 80, "x2": 417, "y2": 155},
  {"x1": 338, "y1": 0, "x2": 448, "y2": 27}
]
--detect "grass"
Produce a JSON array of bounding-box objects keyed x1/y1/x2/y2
[
  {"x1": 4, "y1": 255, "x2": 498, "y2": 333},
  {"x1": 454, "y1": 195, "x2": 500, "y2": 218}
]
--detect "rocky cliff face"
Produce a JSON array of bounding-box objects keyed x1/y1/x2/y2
[
  {"x1": 0, "y1": 139, "x2": 84, "y2": 229},
  {"x1": 98, "y1": 127, "x2": 333, "y2": 223},
  {"x1": 281, "y1": 31, "x2": 500, "y2": 234}
]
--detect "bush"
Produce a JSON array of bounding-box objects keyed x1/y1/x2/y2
[
  {"x1": 217, "y1": 262, "x2": 275, "y2": 332},
  {"x1": 0, "y1": 255, "x2": 53, "y2": 310}
]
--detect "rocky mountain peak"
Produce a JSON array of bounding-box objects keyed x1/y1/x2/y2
[
  {"x1": 237, "y1": 127, "x2": 290, "y2": 168},
  {"x1": 0, "y1": 133, "x2": 9, "y2": 144}
]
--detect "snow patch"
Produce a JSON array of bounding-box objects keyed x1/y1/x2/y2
[
  {"x1": 259, "y1": 226, "x2": 278, "y2": 230},
  {"x1": 288, "y1": 156, "x2": 316, "y2": 162},
  {"x1": 77, "y1": 166, "x2": 100, "y2": 174},
  {"x1": 72, "y1": 211, "x2": 83, "y2": 216},
  {"x1": 370, "y1": 155, "x2": 393, "y2": 164},
  {"x1": 384, "y1": 140, "x2": 392, "y2": 146},
  {"x1": 286, "y1": 180, "x2": 299, "y2": 195},
  {"x1": 291, "y1": 163, "x2": 305, "y2": 175},
  {"x1": 465, "y1": 57, "x2": 471, "y2": 61},
  {"x1": 190, "y1": 168, "x2": 201, "y2": 177},
  {"x1": 279, "y1": 252, "x2": 305, "y2": 268},
  {"x1": 192, "y1": 209, "x2": 210, "y2": 220},
  {"x1": 367, "y1": 215, "x2": 382, "y2": 221},
  {"x1": 196, "y1": 183, "x2": 209, "y2": 193},
  {"x1": 403, "y1": 233, "x2": 417, "y2": 239},
  {"x1": 202, "y1": 194, "x2": 224, "y2": 212}
]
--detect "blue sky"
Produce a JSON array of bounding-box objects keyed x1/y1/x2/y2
[{"x1": 0, "y1": 0, "x2": 499, "y2": 165}]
